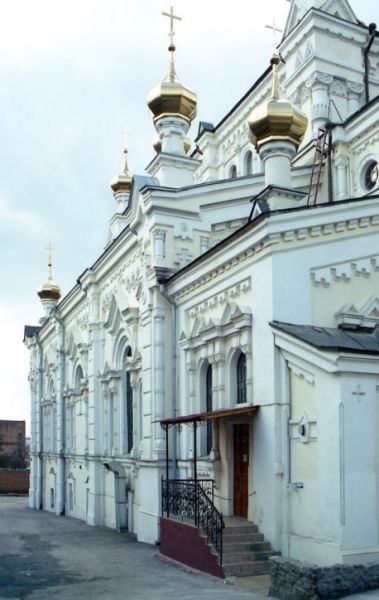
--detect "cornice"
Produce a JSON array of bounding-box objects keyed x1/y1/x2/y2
[{"x1": 169, "y1": 206, "x2": 379, "y2": 302}]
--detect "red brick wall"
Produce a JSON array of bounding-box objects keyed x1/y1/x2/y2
[
  {"x1": 160, "y1": 517, "x2": 224, "y2": 578},
  {"x1": 0, "y1": 470, "x2": 29, "y2": 494}
]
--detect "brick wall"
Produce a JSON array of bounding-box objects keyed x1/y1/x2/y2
[{"x1": 0, "y1": 470, "x2": 29, "y2": 494}]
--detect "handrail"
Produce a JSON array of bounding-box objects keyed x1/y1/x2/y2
[{"x1": 161, "y1": 478, "x2": 224, "y2": 564}]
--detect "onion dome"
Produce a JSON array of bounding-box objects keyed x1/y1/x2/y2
[
  {"x1": 110, "y1": 147, "x2": 132, "y2": 196},
  {"x1": 248, "y1": 53, "x2": 308, "y2": 151},
  {"x1": 37, "y1": 243, "x2": 61, "y2": 303},
  {"x1": 147, "y1": 9, "x2": 197, "y2": 124},
  {"x1": 37, "y1": 279, "x2": 61, "y2": 302}
]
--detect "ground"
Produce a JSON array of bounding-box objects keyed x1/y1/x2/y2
[{"x1": 1, "y1": 497, "x2": 379, "y2": 600}]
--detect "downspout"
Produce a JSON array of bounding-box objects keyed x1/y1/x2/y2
[
  {"x1": 159, "y1": 284, "x2": 178, "y2": 480},
  {"x1": 326, "y1": 123, "x2": 333, "y2": 204},
  {"x1": 53, "y1": 308, "x2": 66, "y2": 515},
  {"x1": 364, "y1": 23, "x2": 377, "y2": 104}
]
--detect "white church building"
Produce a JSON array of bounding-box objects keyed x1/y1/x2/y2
[{"x1": 25, "y1": 0, "x2": 379, "y2": 577}]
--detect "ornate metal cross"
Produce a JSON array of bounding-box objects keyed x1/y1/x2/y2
[
  {"x1": 45, "y1": 243, "x2": 54, "y2": 280},
  {"x1": 162, "y1": 6, "x2": 182, "y2": 48},
  {"x1": 265, "y1": 18, "x2": 283, "y2": 48}
]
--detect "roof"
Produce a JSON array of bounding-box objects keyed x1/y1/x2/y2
[
  {"x1": 271, "y1": 321, "x2": 379, "y2": 355},
  {"x1": 159, "y1": 405, "x2": 258, "y2": 426},
  {"x1": 23, "y1": 325, "x2": 39, "y2": 341}
]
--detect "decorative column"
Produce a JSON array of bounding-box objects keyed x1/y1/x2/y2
[
  {"x1": 153, "y1": 311, "x2": 166, "y2": 458},
  {"x1": 82, "y1": 272, "x2": 102, "y2": 526},
  {"x1": 200, "y1": 235, "x2": 209, "y2": 255},
  {"x1": 347, "y1": 82, "x2": 364, "y2": 115},
  {"x1": 153, "y1": 229, "x2": 166, "y2": 267},
  {"x1": 306, "y1": 72, "x2": 332, "y2": 134},
  {"x1": 335, "y1": 155, "x2": 350, "y2": 200}
]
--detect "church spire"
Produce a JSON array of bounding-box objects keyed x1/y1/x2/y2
[
  {"x1": 37, "y1": 243, "x2": 61, "y2": 319},
  {"x1": 146, "y1": 6, "x2": 197, "y2": 147},
  {"x1": 110, "y1": 135, "x2": 132, "y2": 212}
]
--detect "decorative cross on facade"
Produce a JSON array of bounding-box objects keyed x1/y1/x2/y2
[
  {"x1": 352, "y1": 385, "x2": 366, "y2": 401},
  {"x1": 45, "y1": 243, "x2": 54, "y2": 281},
  {"x1": 265, "y1": 18, "x2": 283, "y2": 48},
  {"x1": 162, "y1": 6, "x2": 182, "y2": 49}
]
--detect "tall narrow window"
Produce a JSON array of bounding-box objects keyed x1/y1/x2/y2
[
  {"x1": 244, "y1": 151, "x2": 253, "y2": 175},
  {"x1": 126, "y1": 371, "x2": 133, "y2": 453},
  {"x1": 237, "y1": 353, "x2": 247, "y2": 404},
  {"x1": 124, "y1": 346, "x2": 133, "y2": 454},
  {"x1": 229, "y1": 164, "x2": 237, "y2": 179},
  {"x1": 206, "y1": 365, "x2": 213, "y2": 454}
]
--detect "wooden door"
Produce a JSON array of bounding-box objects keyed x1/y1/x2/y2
[{"x1": 233, "y1": 424, "x2": 249, "y2": 518}]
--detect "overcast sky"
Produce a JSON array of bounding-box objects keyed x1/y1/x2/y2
[{"x1": 0, "y1": 0, "x2": 375, "y2": 433}]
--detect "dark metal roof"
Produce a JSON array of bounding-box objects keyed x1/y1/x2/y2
[
  {"x1": 23, "y1": 325, "x2": 39, "y2": 341},
  {"x1": 159, "y1": 405, "x2": 259, "y2": 426},
  {"x1": 271, "y1": 321, "x2": 379, "y2": 355},
  {"x1": 197, "y1": 121, "x2": 215, "y2": 136}
]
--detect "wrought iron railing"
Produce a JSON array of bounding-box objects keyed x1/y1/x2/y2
[{"x1": 161, "y1": 478, "x2": 224, "y2": 564}]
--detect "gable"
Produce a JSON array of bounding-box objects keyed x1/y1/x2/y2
[{"x1": 284, "y1": 0, "x2": 358, "y2": 37}]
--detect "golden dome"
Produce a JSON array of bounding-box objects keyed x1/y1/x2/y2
[
  {"x1": 147, "y1": 40, "x2": 197, "y2": 124},
  {"x1": 111, "y1": 148, "x2": 132, "y2": 195},
  {"x1": 37, "y1": 243, "x2": 61, "y2": 303},
  {"x1": 147, "y1": 76, "x2": 197, "y2": 124},
  {"x1": 37, "y1": 280, "x2": 61, "y2": 302},
  {"x1": 248, "y1": 54, "x2": 308, "y2": 151}
]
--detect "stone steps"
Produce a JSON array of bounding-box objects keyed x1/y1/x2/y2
[
  {"x1": 223, "y1": 540, "x2": 272, "y2": 552},
  {"x1": 221, "y1": 519, "x2": 277, "y2": 577},
  {"x1": 223, "y1": 560, "x2": 272, "y2": 577}
]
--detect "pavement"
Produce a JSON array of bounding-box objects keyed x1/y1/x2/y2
[
  {"x1": 1, "y1": 496, "x2": 379, "y2": 600},
  {"x1": 0, "y1": 496, "x2": 267, "y2": 600}
]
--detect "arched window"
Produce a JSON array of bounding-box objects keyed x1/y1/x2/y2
[
  {"x1": 244, "y1": 151, "x2": 253, "y2": 175},
  {"x1": 74, "y1": 365, "x2": 83, "y2": 389},
  {"x1": 206, "y1": 365, "x2": 213, "y2": 454},
  {"x1": 229, "y1": 164, "x2": 237, "y2": 179},
  {"x1": 237, "y1": 353, "x2": 247, "y2": 404},
  {"x1": 124, "y1": 347, "x2": 133, "y2": 454}
]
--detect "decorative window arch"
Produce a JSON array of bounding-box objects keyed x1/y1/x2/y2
[{"x1": 244, "y1": 151, "x2": 253, "y2": 175}]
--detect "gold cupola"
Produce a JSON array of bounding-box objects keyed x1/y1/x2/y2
[
  {"x1": 248, "y1": 53, "x2": 308, "y2": 151},
  {"x1": 110, "y1": 146, "x2": 132, "y2": 196},
  {"x1": 37, "y1": 243, "x2": 61, "y2": 304},
  {"x1": 147, "y1": 7, "x2": 197, "y2": 124}
]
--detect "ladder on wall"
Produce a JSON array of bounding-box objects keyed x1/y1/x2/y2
[{"x1": 307, "y1": 128, "x2": 329, "y2": 206}]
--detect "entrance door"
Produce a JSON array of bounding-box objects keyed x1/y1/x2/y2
[{"x1": 233, "y1": 424, "x2": 249, "y2": 518}]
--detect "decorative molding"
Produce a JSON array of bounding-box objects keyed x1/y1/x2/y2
[
  {"x1": 335, "y1": 295, "x2": 379, "y2": 329},
  {"x1": 311, "y1": 256, "x2": 379, "y2": 286},
  {"x1": 187, "y1": 278, "x2": 251, "y2": 317}
]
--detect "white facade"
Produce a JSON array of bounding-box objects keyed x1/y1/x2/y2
[{"x1": 25, "y1": 0, "x2": 379, "y2": 566}]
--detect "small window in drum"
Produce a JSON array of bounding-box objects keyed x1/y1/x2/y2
[{"x1": 364, "y1": 160, "x2": 378, "y2": 191}]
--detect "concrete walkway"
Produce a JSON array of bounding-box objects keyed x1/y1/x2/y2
[
  {"x1": 0, "y1": 496, "x2": 267, "y2": 600},
  {"x1": 1, "y1": 497, "x2": 379, "y2": 600}
]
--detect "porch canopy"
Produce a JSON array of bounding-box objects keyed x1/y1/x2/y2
[{"x1": 159, "y1": 405, "x2": 259, "y2": 481}]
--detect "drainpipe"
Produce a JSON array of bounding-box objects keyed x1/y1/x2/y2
[
  {"x1": 326, "y1": 123, "x2": 333, "y2": 204},
  {"x1": 364, "y1": 23, "x2": 377, "y2": 104},
  {"x1": 159, "y1": 283, "x2": 178, "y2": 480},
  {"x1": 53, "y1": 308, "x2": 66, "y2": 515}
]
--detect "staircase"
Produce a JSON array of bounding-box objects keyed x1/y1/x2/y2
[{"x1": 222, "y1": 517, "x2": 278, "y2": 577}]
